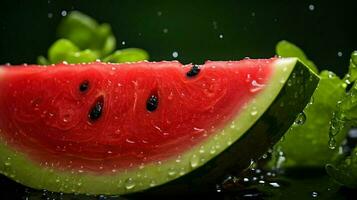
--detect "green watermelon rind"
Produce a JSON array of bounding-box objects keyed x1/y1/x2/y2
[{"x1": 0, "y1": 58, "x2": 319, "y2": 195}]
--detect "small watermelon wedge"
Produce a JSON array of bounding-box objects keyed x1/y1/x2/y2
[{"x1": 0, "y1": 58, "x2": 318, "y2": 195}]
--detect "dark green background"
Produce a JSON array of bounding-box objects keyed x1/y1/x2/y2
[{"x1": 0, "y1": 0, "x2": 356, "y2": 76}]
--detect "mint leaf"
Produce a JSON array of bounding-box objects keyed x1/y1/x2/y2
[
  {"x1": 38, "y1": 11, "x2": 149, "y2": 65},
  {"x1": 48, "y1": 39, "x2": 80, "y2": 64},
  {"x1": 57, "y1": 11, "x2": 116, "y2": 57},
  {"x1": 343, "y1": 51, "x2": 357, "y2": 85},
  {"x1": 103, "y1": 48, "x2": 149, "y2": 63},
  {"x1": 269, "y1": 40, "x2": 347, "y2": 168},
  {"x1": 326, "y1": 145, "x2": 357, "y2": 188},
  {"x1": 276, "y1": 40, "x2": 318, "y2": 73}
]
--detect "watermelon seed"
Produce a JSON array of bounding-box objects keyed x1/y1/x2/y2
[
  {"x1": 146, "y1": 94, "x2": 159, "y2": 112},
  {"x1": 79, "y1": 80, "x2": 89, "y2": 92},
  {"x1": 88, "y1": 96, "x2": 104, "y2": 122},
  {"x1": 186, "y1": 65, "x2": 201, "y2": 77}
]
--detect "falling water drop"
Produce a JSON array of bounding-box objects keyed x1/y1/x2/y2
[
  {"x1": 311, "y1": 191, "x2": 319, "y2": 198},
  {"x1": 172, "y1": 51, "x2": 178, "y2": 58}
]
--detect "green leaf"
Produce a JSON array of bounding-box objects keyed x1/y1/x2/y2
[
  {"x1": 103, "y1": 48, "x2": 149, "y2": 63},
  {"x1": 37, "y1": 56, "x2": 49, "y2": 65},
  {"x1": 57, "y1": 11, "x2": 116, "y2": 56},
  {"x1": 326, "y1": 146, "x2": 357, "y2": 188},
  {"x1": 57, "y1": 11, "x2": 98, "y2": 50},
  {"x1": 343, "y1": 51, "x2": 357, "y2": 85},
  {"x1": 101, "y1": 35, "x2": 116, "y2": 56},
  {"x1": 48, "y1": 39, "x2": 79, "y2": 64},
  {"x1": 276, "y1": 40, "x2": 318, "y2": 73},
  {"x1": 64, "y1": 49, "x2": 99, "y2": 64},
  {"x1": 270, "y1": 71, "x2": 347, "y2": 168}
]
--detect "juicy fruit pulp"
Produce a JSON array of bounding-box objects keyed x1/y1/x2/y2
[
  {"x1": 0, "y1": 60, "x2": 273, "y2": 171},
  {"x1": 0, "y1": 59, "x2": 318, "y2": 194}
]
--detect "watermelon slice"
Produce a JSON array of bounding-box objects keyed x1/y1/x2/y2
[{"x1": 0, "y1": 58, "x2": 318, "y2": 195}]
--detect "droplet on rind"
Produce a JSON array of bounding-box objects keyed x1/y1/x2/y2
[
  {"x1": 293, "y1": 112, "x2": 306, "y2": 126},
  {"x1": 167, "y1": 167, "x2": 177, "y2": 177},
  {"x1": 190, "y1": 154, "x2": 200, "y2": 168},
  {"x1": 124, "y1": 178, "x2": 136, "y2": 190}
]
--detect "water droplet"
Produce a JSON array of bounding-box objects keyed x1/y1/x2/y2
[
  {"x1": 121, "y1": 41, "x2": 126, "y2": 45},
  {"x1": 61, "y1": 10, "x2": 67, "y2": 17},
  {"x1": 216, "y1": 184, "x2": 222, "y2": 192},
  {"x1": 328, "y1": 137, "x2": 337, "y2": 149},
  {"x1": 328, "y1": 71, "x2": 336, "y2": 78},
  {"x1": 47, "y1": 13, "x2": 53, "y2": 18},
  {"x1": 168, "y1": 167, "x2": 177, "y2": 177},
  {"x1": 219, "y1": 34, "x2": 223, "y2": 39},
  {"x1": 149, "y1": 179, "x2": 156, "y2": 187},
  {"x1": 163, "y1": 28, "x2": 168, "y2": 33},
  {"x1": 269, "y1": 182, "x2": 280, "y2": 188},
  {"x1": 124, "y1": 178, "x2": 136, "y2": 190},
  {"x1": 172, "y1": 51, "x2": 178, "y2": 58},
  {"x1": 210, "y1": 146, "x2": 216, "y2": 154},
  {"x1": 337, "y1": 51, "x2": 343, "y2": 57},
  {"x1": 250, "y1": 110, "x2": 258, "y2": 116},
  {"x1": 157, "y1": 11, "x2": 162, "y2": 16},
  {"x1": 190, "y1": 154, "x2": 200, "y2": 168},
  {"x1": 308, "y1": 4, "x2": 315, "y2": 11},
  {"x1": 126, "y1": 138, "x2": 136, "y2": 144},
  {"x1": 294, "y1": 112, "x2": 306, "y2": 126},
  {"x1": 311, "y1": 191, "x2": 318, "y2": 198}
]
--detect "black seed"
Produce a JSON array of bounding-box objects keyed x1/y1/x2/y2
[
  {"x1": 79, "y1": 80, "x2": 89, "y2": 92},
  {"x1": 186, "y1": 65, "x2": 201, "y2": 77},
  {"x1": 146, "y1": 94, "x2": 159, "y2": 112},
  {"x1": 89, "y1": 96, "x2": 104, "y2": 122}
]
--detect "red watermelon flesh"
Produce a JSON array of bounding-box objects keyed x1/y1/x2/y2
[{"x1": 0, "y1": 60, "x2": 274, "y2": 172}]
